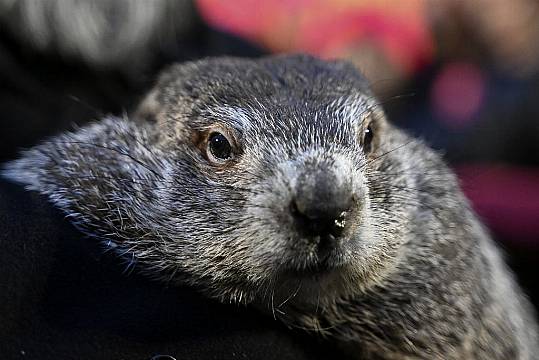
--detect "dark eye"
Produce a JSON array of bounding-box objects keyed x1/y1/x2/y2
[
  {"x1": 363, "y1": 124, "x2": 374, "y2": 154},
  {"x1": 208, "y1": 132, "x2": 232, "y2": 161}
]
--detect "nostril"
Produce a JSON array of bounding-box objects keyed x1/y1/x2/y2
[
  {"x1": 290, "y1": 198, "x2": 350, "y2": 238},
  {"x1": 290, "y1": 199, "x2": 300, "y2": 216}
]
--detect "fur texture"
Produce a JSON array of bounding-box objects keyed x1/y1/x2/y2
[{"x1": 3, "y1": 54, "x2": 538, "y2": 359}]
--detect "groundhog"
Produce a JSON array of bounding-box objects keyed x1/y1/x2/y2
[{"x1": 3, "y1": 54, "x2": 538, "y2": 359}]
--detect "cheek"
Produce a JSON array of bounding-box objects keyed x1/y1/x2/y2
[
  {"x1": 359, "y1": 193, "x2": 412, "y2": 273},
  {"x1": 238, "y1": 180, "x2": 296, "y2": 265},
  {"x1": 346, "y1": 176, "x2": 409, "y2": 264},
  {"x1": 244, "y1": 195, "x2": 292, "y2": 254},
  {"x1": 344, "y1": 216, "x2": 403, "y2": 289}
]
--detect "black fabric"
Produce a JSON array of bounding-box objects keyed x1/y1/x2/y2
[{"x1": 0, "y1": 179, "x2": 341, "y2": 359}]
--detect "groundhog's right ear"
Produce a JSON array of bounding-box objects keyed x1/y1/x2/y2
[{"x1": 133, "y1": 90, "x2": 161, "y2": 124}]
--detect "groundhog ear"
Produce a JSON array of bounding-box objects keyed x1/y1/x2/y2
[{"x1": 133, "y1": 90, "x2": 161, "y2": 125}]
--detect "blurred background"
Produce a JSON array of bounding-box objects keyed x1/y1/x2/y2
[{"x1": 1, "y1": 0, "x2": 538, "y2": 310}]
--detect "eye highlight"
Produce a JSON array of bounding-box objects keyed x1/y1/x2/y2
[
  {"x1": 208, "y1": 132, "x2": 233, "y2": 161},
  {"x1": 363, "y1": 124, "x2": 374, "y2": 154}
]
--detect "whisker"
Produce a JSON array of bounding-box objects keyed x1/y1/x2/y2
[
  {"x1": 277, "y1": 280, "x2": 302, "y2": 308},
  {"x1": 368, "y1": 140, "x2": 415, "y2": 164}
]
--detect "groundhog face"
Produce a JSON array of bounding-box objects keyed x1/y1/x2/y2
[
  {"x1": 133, "y1": 55, "x2": 416, "y2": 305},
  {"x1": 5, "y1": 55, "x2": 417, "y2": 307}
]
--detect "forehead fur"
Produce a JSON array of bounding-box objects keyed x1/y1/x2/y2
[
  {"x1": 155, "y1": 54, "x2": 372, "y2": 112},
  {"x1": 144, "y1": 54, "x2": 377, "y2": 153}
]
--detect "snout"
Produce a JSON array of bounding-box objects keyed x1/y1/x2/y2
[{"x1": 290, "y1": 163, "x2": 355, "y2": 244}]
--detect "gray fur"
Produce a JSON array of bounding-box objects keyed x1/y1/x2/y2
[{"x1": 3, "y1": 54, "x2": 538, "y2": 359}]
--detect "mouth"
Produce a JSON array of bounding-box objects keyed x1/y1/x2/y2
[{"x1": 286, "y1": 238, "x2": 353, "y2": 277}]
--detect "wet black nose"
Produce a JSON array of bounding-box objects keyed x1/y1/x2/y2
[
  {"x1": 291, "y1": 171, "x2": 353, "y2": 239},
  {"x1": 290, "y1": 199, "x2": 349, "y2": 238}
]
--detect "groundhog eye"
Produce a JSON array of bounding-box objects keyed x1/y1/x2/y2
[
  {"x1": 363, "y1": 124, "x2": 374, "y2": 154},
  {"x1": 208, "y1": 132, "x2": 232, "y2": 160}
]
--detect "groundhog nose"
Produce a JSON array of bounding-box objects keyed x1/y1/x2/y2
[
  {"x1": 290, "y1": 199, "x2": 349, "y2": 238},
  {"x1": 291, "y1": 173, "x2": 353, "y2": 239}
]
